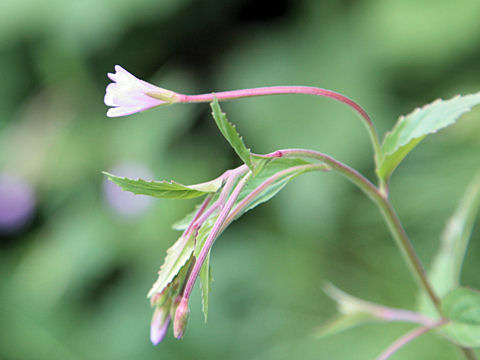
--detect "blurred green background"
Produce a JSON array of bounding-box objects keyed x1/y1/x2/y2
[{"x1": 1, "y1": 0, "x2": 480, "y2": 359}]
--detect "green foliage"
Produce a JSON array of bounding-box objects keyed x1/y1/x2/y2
[
  {"x1": 419, "y1": 171, "x2": 480, "y2": 317},
  {"x1": 194, "y1": 216, "x2": 216, "y2": 322},
  {"x1": 103, "y1": 172, "x2": 222, "y2": 199},
  {"x1": 172, "y1": 158, "x2": 320, "y2": 231},
  {"x1": 378, "y1": 92, "x2": 480, "y2": 181},
  {"x1": 147, "y1": 233, "x2": 196, "y2": 297},
  {"x1": 440, "y1": 288, "x2": 480, "y2": 347},
  {"x1": 3, "y1": 0, "x2": 480, "y2": 357},
  {"x1": 199, "y1": 253, "x2": 212, "y2": 323},
  {"x1": 233, "y1": 157, "x2": 322, "y2": 218},
  {"x1": 210, "y1": 98, "x2": 254, "y2": 170}
]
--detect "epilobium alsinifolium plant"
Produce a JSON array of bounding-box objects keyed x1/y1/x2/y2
[{"x1": 104, "y1": 65, "x2": 480, "y2": 359}]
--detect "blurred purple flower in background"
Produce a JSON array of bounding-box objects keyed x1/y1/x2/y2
[
  {"x1": 0, "y1": 172, "x2": 35, "y2": 233},
  {"x1": 103, "y1": 163, "x2": 153, "y2": 218}
]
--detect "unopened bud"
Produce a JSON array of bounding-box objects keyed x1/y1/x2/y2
[
  {"x1": 173, "y1": 297, "x2": 190, "y2": 339},
  {"x1": 150, "y1": 306, "x2": 171, "y2": 345},
  {"x1": 150, "y1": 288, "x2": 169, "y2": 307}
]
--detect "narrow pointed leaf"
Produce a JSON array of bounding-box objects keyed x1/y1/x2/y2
[
  {"x1": 103, "y1": 172, "x2": 221, "y2": 199},
  {"x1": 315, "y1": 313, "x2": 375, "y2": 339},
  {"x1": 147, "y1": 233, "x2": 196, "y2": 297},
  {"x1": 378, "y1": 92, "x2": 480, "y2": 180},
  {"x1": 418, "y1": 171, "x2": 480, "y2": 317},
  {"x1": 193, "y1": 216, "x2": 216, "y2": 322},
  {"x1": 440, "y1": 288, "x2": 480, "y2": 347},
  {"x1": 210, "y1": 98, "x2": 253, "y2": 169},
  {"x1": 199, "y1": 253, "x2": 212, "y2": 323}
]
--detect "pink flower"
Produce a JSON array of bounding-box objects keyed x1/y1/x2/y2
[{"x1": 104, "y1": 65, "x2": 180, "y2": 117}]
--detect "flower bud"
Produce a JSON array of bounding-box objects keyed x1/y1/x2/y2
[
  {"x1": 150, "y1": 306, "x2": 171, "y2": 345},
  {"x1": 173, "y1": 297, "x2": 190, "y2": 339}
]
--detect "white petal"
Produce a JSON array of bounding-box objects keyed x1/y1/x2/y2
[{"x1": 107, "y1": 106, "x2": 144, "y2": 117}]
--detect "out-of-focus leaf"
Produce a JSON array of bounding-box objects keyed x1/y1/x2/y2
[
  {"x1": 378, "y1": 92, "x2": 480, "y2": 181},
  {"x1": 315, "y1": 313, "x2": 376, "y2": 339},
  {"x1": 317, "y1": 284, "x2": 379, "y2": 338},
  {"x1": 147, "y1": 233, "x2": 195, "y2": 297},
  {"x1": 418, "y1": 171, "x2": 480, "y2": 317},
  {"x1": 103, "y1": 171, "x2": 221, "y2": 199},
  {"x1": 210, "y1": 98, "x2": 253, "y2": 170},
  {"x1": 440, "y1": 288, "x2": 480, "y2": 347}
]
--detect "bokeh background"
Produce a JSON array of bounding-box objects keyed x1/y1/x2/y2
[{"x1": 1, "y1": 0, "x2": 480, "y2": 359}]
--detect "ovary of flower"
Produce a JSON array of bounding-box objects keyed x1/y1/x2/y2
[{"x1": 104, "y1": 65, "x2": 180, "y2": 117}]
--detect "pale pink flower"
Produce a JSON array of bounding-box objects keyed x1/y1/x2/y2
[{"x1": 104, "y1": 65, "x2": 180, "y2": 117}]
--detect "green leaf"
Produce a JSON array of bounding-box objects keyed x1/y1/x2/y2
[
  {"x1": 193, "y1": 216, "x2": 216, "y2": 322},
  {"x1": 378, "y1": 92, "x2": 480, "y2": 180},
  {"x1": 418, "y1": 171, "x2": 480, "y2": 317},
  {"x1": 103, "y1": 171, "x2": 221, "y2": 199},
  {"x1": 172, "y1": 157, "x2": 321, "y2": 231},
  {"x1": 440, "y1": 288, "x2": 480, "y2": 347},
  {"x1": 147, "y1": 233, "x2": 196, "y2": 297},
  {"x1": 233, "y1": 157, "x2": 321, "y2": 218},
  {"x1": 210, "y1": 98, "x2": 253, "y2": 169},
  {"x1": 199, "y1": 253, "x2": 212, "y2": 323},
  {"x1": 169, "y1": 157, "x2": 325, "y2": 321}
]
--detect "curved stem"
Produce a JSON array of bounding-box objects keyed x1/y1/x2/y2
[
  {"x1": 258, "y1": 149, "x2": 442, "y2": 313},
  {"x1": 180, "y1": 86, "x2": 382, "y2": 172},
  {"x1": 224, "y1": 163, "x2": 329, "y2": 226}
]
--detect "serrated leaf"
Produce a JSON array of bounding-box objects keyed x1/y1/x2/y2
[
  {"x1": 210, "y1": 98, "x2": 253, "y2": 169},
  {"x1": 172, "y1": 157, "x2": 321, "y2": 231},
  {"x1": 378, "y1": 92, "x2": 480, "y2": 180},
  {"x1": 440, "y1": 288, "x2": 480, "y2": 347},
  {"x1": 147, "y1": 233, "x2": 196, "y2": 298},
  {"x1": 103, "y1": 172, "x2": 220, "y2": 199},
  {"x1": 169, "y1": 157, "x2": 325, "y2": 322}
]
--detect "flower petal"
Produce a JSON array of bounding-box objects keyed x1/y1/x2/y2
[{"x1": 104, "y1": 65, "x2": 179, "y2": 117}]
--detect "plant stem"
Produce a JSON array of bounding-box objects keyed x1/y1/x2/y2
[
  {"x1": 376, "y1": 196, "x2": 442, "y2": 311},
  {"x1": 180, "y1": 86, "x2": 382, "y2": 171},
  {"x1": 224, "y1": 163, "x2": 329, "y2": 225},
  {"x1": 460, "y1": 348, "x2": 478, "y2": 360},
  {"x1": 375, "y1": 320, "x2": 445, "y2": 360},
  {"x1": 182, "y1": 170, "x2": 252, "y2": 300},
  {"x1": 264, "y1": 149, "x2": 442, "y2": 312},
  {"x1": 263, "y1": 149, "x2": 480, "y2": 359}
]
